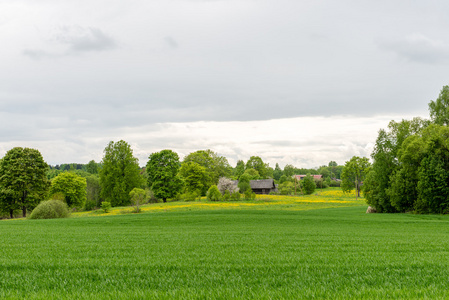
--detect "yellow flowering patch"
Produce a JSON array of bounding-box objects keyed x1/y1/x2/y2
[{"x1": 71, "y1": 188, "x2": 366, "y2": 218}]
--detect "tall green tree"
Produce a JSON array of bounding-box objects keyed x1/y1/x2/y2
[
  {"x1": 99, "y1": 140, "x2": 143, "y2": 207},
  {"x1": 146, "y1": 150, "x2": 183, "y2": 202},
  {"x1": 341, "y1": 156, "x2": 371, "y2": 200},
  {"x1": 50, "y1": 172, "x2": 87, "y2": 208},
  {"x1": 183, "y1": 150, "x2": 231, "y2": 189},
  {"x1": 179, "y1": 161, "x2": 207, "y2": 195},
  {"x1": 273, "y1": 163, "x2": 283, "y2": 181},
  {"x1": 0, "y1": 147, "x2": 49, "y2": 218},
  {"x1": 86, "y1": 160, "x2": 99, "y2": 174},
  {"x1": 234, "y1": 160, "x2": 246, "y2": 179},
  {"x1": 364, "y1": 118, "x2": 428, "y2": 212},
  {"x1": 246, "y1": 156, "x2": 270, "y2": 179}
]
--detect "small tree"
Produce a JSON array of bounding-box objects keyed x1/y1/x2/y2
[
  {"x1": 129, "y1": 188, "x2": 148, "y2": 213},
  {"x1": 217, "y1": 177, "x2": 239, "y2": 195},
  {"x1": 301, "y1": 174, "x2": 316, "y2": 195},
  {"x1": 341, "y1": 156, "x2": 371, "y2": 200},
  {"x1": 238, "y1": 173, "x2": 251, "y2": 194},
  {"x1": 206, "y1": 185, "x2": 221, "y2": 201}
]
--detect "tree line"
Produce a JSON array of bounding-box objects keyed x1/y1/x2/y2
[{"x1": 0, "y1": 140, "x2": 345, "y2": 218}]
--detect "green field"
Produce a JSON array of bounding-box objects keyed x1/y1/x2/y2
[{"x1": 2, "y1": 191, "x2": 449, "y2": 299}]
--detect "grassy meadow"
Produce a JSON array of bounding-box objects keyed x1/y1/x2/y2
[{"x1": 2, "y1": 189, "x2": 449, "y2": 299}]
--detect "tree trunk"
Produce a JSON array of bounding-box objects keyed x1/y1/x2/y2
[
  {"x1": 22, "y1": 206, "x2": 27, "y2": 218},
  {"x1": 163, "y1": 198, "x2": 167, "y2": 203},
  {"x1": 9, "y1": 209, "x2": 13, "y2": 219}
]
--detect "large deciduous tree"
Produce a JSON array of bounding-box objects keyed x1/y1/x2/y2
[
  {"x1": 0, "y1": 147, "x2": 49, "y2": 218},
  {"x1": 179, "y1": 161, "x2": 207, "y2": 195},
  {"x1": 246, "y1": 156, "x2": 271, "y2": 179},
  {"x1": 146, "y1": 150, "x2": 183, "y2": 202},
  {"x1": 99, "y1": 140, "x2": 143, "y2": 207},
  {"x1": 50, "y1": 172, "x2": 87, "y2": 208},
  {"x1": 182, "y1": 150, "x2": 232, "y2": 191}
]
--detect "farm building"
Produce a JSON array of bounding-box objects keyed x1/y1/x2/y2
[
  {"x1": 232, "y1": 179, "x2": 277, "y2": 195},
  {"x1": 293, "y1": 175, "x2": 323, "y2": 181},
  {"x1": 250, "y1": 179, "x2": 276, "y2": 194}
]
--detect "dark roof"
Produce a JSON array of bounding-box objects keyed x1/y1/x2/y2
[{"x1": 250, "y1": 179, "x2": 275, "y2": 189}]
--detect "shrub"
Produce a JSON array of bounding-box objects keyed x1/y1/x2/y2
[
  {"x1": 181, "y1": 190, "x2": 200, "y2": 202},
  {"x1": 29, "y1": 200, "x2": 70, "y2": 219},
  {"x1": 223, "y1": 190, "x2": 231, "y2": 201},
  {"x1": 129, "y1": 188, "x2": 148, "y2": 213},
  {"x1": 301, "y1": 175, "x2": 316, "y2": 195},
  {"x1": 206, "y1": 185, "x2": 221, "y2": 201},
  {"x1": 244, "y1": 188, "x2": 256, "y2": 200},
  {"x1": 101, "y1": 201, "x2": 111, "y2": 213},
  {"x1": 231, "y1": 191, "x2": 241, "y2": 201}
]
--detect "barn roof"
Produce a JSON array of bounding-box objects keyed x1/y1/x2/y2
[{"x1": 250, "y1": 179, "x2": 276, "y2": 189}]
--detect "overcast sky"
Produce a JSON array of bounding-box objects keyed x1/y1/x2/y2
[{"x1": 1, "y1": 0, "x2": 448, "y2": 168}]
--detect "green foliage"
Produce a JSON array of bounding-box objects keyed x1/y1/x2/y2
[
  {"x1": 86, "y1": 160, "x2": 99, "y2": 174},
  {"x1": 341, "y1": 156, "x2": 371, "y2": 199},
  {"x1": 301, "y1": 174, "x2": 316, "y2": 195},
  {"x1": 100, "y1": 140, "x2": 143, "y2": 207},
  {"x1": 237, "y1": 173, "x2": 251, "y2": 193},
  {"x1": 129, "y1": 188, "x2": 148, "y2": 213},
  {"x1": 283, "y1": 164, "x2": 295, "y2": 177},
  {"x1": 230, "y1": 191, "x2": 241, "y2": 201},
  {"x1": 246, "y1": 156, "x2": 270, "y2": 179},
  {"x1": 179, "y1": 161, "x2": 207, "y2": 195},
  {"x1": 244, "y1": 188, "x2": 256, "y2": 200},
  {"x1": 29, "y1": 200, "x2": 70, "y2": 219},
  {"x1": 147, "y1": 150, "x2": 183, "y2": 202},
  {"x1": 206, "y1": 185, "x2": 221, "y2": 201},
  {"x1": 273, "y1": 163, "x2": 282, "y2": 181},
  {"x1": 85, "y1": 175, "x2": 101, "y2": 208},
  {"x1": 101, "y1": 201, "x2": 111, "y2": 213},
  {"x1": 181, "y1": 190, "x2": 201, "y2": 202},
  {"x1": 364, "y1": 118, "x2": 428, "y2": 212},
  {"x1": 429, "y1": 85, "x2": 449, "y2": 126},
  {"x1": 223, "y1": 190, "x2": 231, "y2": 201},
  {"x1": 50, "y1": 172, "x2": 87, "y2": 208},
  {"x1": 0, "y1": 147, "x2": 50, "y2": 218},
  {"x1": 234, "y1": 160, "x2": 246, "y2": 179},
  {"x1": 278, "y1": 181, "x2": 295, "y2": 195},
  {"x1": 279, "y1": 175, "x2": 288, "y2": 184},
  {"x1": 242, "y1": 168, "x2": 260, "y2": 180},
  {"x1": 183, "y1": 150, "x2": 232, "y2": 189}
]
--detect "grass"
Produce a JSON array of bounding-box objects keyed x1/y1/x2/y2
[{"x1": 2, "y1": 189, "x2": 449, "y2": 299}]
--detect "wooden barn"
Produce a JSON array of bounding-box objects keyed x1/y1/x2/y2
[{"x1": 250, "y1": 179, "x2": 276, "y2": 195}]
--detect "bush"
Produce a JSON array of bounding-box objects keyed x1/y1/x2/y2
[
  {"x1": 223, "y1": 190, "x2": 231, "y2": 201},
  {"x1": 101, "y1": 201, "x2": 111, "y2": 213},
  {"x1": 29, "y1": 200, "x2": 70, "y2": 219},
  {"x1": 244, "y1": 188, "x2": 256, "y2": 200},
  {"x1": 231, "y1": 191, "x2": 241, "y2": 201},
  {"x1": 301, "y1": 175, "x2": 316, "y2": 195},
  {"x1": 181, "y1": 190, "x2": 200, "y2": 202},
  {"x1": 206, "y1": 185, "x2": 221, "y2": 201}
]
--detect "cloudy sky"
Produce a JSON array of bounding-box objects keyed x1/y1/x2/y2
[{"x1": 1, "y1": 0, "x2": 448, "y2": 168}]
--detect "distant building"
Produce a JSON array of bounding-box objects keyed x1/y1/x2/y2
[
  {"x1": 232, "y1": 178, "x2": 277, "y2": 195},
  {"x1": 250, "y1": 179, "x2": 277, "y2": 194},
  {"x1": 293, "y1": 175, "x2": 323, "y2": 181}
]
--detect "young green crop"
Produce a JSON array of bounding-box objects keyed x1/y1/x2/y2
[{"x1": 1, "y1": 192, "x2": 449, "y2": 299}]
